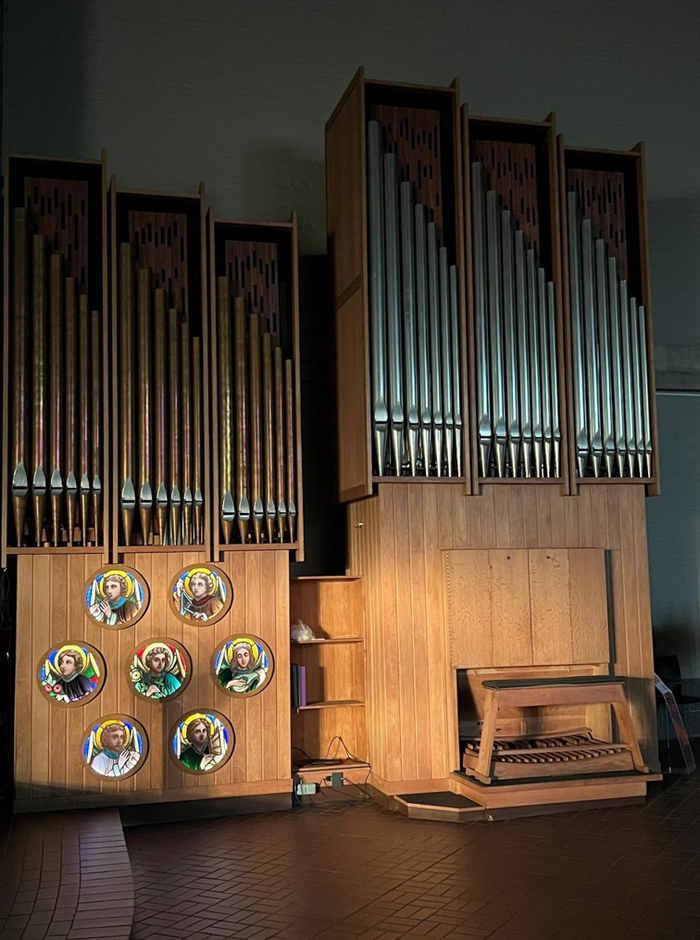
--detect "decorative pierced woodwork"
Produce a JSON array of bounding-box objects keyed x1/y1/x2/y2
[
  {"x1": 129, "y1": 211, "x2": 189, "y2": 315},
  {"x1": 472, "y1": 139, "x2": 540, "y2": 254},
  {"x1": 566, "y1": 168, "x2": 628, "y2": 282},
  {"x1": 372, "y1": 105, "x2": 443, "y2": 231},
  {"x1": 225, "y1": 240, "x2": 279, "y2": 336},
  {"x1": 24, "y1": 178, "x2": 89, "y2": 289}
]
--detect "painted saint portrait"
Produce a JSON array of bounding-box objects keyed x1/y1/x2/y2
[
  {"x1": 212, "y1": 635, "x2": 273, "y2": 697},
  {"x1": 128, "y1": 639, "x2": 190, "y2": 701},
  {"x1": 170, "y1": 711, "x2": 234, "y2": 774},
  {"x1": 38, "y1": 643, "x2": 104, "y2": 706},
  {"x1": 83, "y1": 715, "x2": 147, "y2": 780},
  {"x1": 169, "y1": 565, "x2": 232, "y2": 625},
  {"x1": 85, "y1": 566, "x2": 149, "y2": 628}
]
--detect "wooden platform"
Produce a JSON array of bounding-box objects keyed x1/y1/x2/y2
[{"x1": 394, "y1": 791, "x2": 486, "y2": 823}]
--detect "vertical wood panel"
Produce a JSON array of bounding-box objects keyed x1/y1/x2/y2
[
  {"x1": 529, "y1": 549, "x2": 572, "y2": 665},
  {"x1": 423, "y1": 485, "x2": 450, "y2": 778},
  {"x1": 569, "y1": 549, "x2": 609, "y2": 664},
  {"x1": 490, "y1": 550, "x2": 533, "y2": 667},
  {"x1": 16, "y1": 548, "x2": 291, "y2": 808},
  {"x1": 445, "y1": 550, "x2": 492, "y2": 667}
]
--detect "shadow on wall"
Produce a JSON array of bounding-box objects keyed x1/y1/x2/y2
[
  {"x1": 290, "y1": 255, "x2": 345, "y2": 577},
  {"x1": 648, "y1": 393, "x2": 700, "y2": 685},
  {"x1": 240, "y1": 145, "x2": 326, "y2": 255},
  {"x1": 4, "y1": 3, "x2": 87, "y2": 154}
]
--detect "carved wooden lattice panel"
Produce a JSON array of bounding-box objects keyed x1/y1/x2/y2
[
  {"x1": 129, "y1": 212, "x2": 189, "y2": 315},
  {"x1": 567, "y1": 168, "x2": 628, "y2": 279},
  {"x1": 225, "y1": 240, "x2": 279, "y2": 336},
  {"x1": 372, "y1": 105, "x2": 443, "y2": 232},
  {"x1": 24, "y1": 178, "x2": 89, "y2": 289},
  {"x1": 473, "y1": 140, "x2": 539, "y2": 255}
]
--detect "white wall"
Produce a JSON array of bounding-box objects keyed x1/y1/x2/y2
[{"x1": 6, "y1": 0, "x2": 700, "y2": 671}]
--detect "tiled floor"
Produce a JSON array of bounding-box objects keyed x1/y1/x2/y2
[
  {"x1": 0, "y1": 810, "x2": 133, "y2": 940},
  {"x1": 126, "y1": 769, "x2": 700, "y2": 940}
]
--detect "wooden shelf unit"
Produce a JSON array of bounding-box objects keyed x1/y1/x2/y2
[
  {"x1": 290, "y1": 575, "x2": 367, "y2": 762},
  {"x1": 463, "y1": 111, "x2": 569, "y2": 492},
  {"x1": 325, "y1": 68, "x2": 470, "y2": 502},
  {"x1": 208, "y1": 215, "x2": 304, "y2": 561},
  {"x1": 110, "y1": 183, "x2": 211, "y2": 558},
  {"x1": 2, "y1": 152, "x2": 110, "y2": 565},
  {"x1": 559, "y1": 141, "x2": 659, "y2": 496}
]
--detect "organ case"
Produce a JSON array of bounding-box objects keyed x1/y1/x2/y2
[{"x1": 1, "y1": 152, "x2": 110, "y2": 564}]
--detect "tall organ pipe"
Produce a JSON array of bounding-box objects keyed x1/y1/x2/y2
[
  {"x1": 383, "y1": 152, "x2": 404, "y2": 475},
  {"x1": 471, "y1": 163, "x2": 491, "y2": 477},
  {"x1": 32, "y1": 234, "x2": 47, "y2": 545},
  {"x1": 64, "y1": 278, "x2": 78, "y2": 544},
  {"x1": 367, "y1": 121, "x2": 388, "y2": 475},
  {"x1": 11, "y1": 209, "x2": 29, "y2": 546},
  {"x1": 400, "y1": 181, "x2": 419, "y2": 476},
  {"x1": 118, "y1": 244, "x2": 136, "y2": 545}
]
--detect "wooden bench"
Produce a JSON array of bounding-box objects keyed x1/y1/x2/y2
[{"x1": 473, "y1": 676, "x2": 648, "y2": 784}]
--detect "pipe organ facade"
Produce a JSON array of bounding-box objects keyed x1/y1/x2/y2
[{"x1": 1, "y1": 68, "x2": 659, "y2": 819}]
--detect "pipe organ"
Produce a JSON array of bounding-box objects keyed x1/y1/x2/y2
[
  {"x1": 3, "y1": 155, "x2": 109, "y2": 554},
  {"x1": 2, "y1": 158, "x2": 303, "y2": 813},
  {"x1": 1, "y1": 67, "x2": 658, "y2": 821},
  {"x1": 327, "y1": 69, "x2": 660, "y2": 818}
]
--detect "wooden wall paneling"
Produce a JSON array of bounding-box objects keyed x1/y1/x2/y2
[
  {"x1": 569, "y1": 549, "x2": 609, "y2": 664},
  {"x1": 446, "y1": 549, "x2": 492, "y2": 667},
  {"x1": 326, "y1": 71, "x2": 371, "y2": 502},
  {"x1": 529, "y1": 549, "x2": 573, "y2": 665},
  {"x1": 490, "y1": 550, "x2": 532, "y2": 667},
  {"x1": 407, "y1": 486, "x2": 434, "y2": 780},
  {"x1": 15, "y1": 550, "x2": 291, "y2": 809},
  {"x1": 335, "y1": 290, "x2": 372, "y2": 502},
  {"x1": 422, "y1": 485, "x2": 454, "y2": 777},
  {"x1": 49, "y1": 555, "x2": 68, "y2": 797},
  {"x1": 392, "y1": 485, "x2": 418, "y2": 780}
]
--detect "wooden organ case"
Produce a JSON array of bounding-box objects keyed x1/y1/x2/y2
[
  {"x1": 326, "y1": 69, "x2": 660, "y2": 818},
  {"x1": 2, "y1": 159, "x2": 302, "y2": 812}
]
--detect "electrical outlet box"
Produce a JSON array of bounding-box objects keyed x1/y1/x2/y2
[{"x1": 329, "y1": 772, "x2": 343, "y2": 788}]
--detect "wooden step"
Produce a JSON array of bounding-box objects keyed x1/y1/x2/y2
[{"x1": 394, "y1": 791, "x2": 486, "y2": 823}]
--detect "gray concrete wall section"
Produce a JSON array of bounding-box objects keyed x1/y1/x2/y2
[{"x1": 5, "y1": 1, "x2": 700, "y2": 681}]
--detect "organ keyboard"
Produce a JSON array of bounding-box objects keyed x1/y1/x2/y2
[{"x1": 463, "y1": 728, "x2": 635, "y2": 780}]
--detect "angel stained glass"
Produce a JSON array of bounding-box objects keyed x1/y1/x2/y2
[
  {"x1": 170, "y1": 711, "x2": 234, "y2": 774},
  {"x1": 128, "y1": 639, "x2": 190, "y2": 701},
  {"x1": 85, "y1": 565, "x2": 149, "y2": 628},
  {"x1": 169, "y1": 564, "x2": 233, "y2": 625},
  {"x1": 212, "y1": 635, "x2": 273, "y2": 696},
  {"x1": 38, "y1": 643, "x2": 104, "y2": 705},
  {"x1": 83, "y1": 715, "x2": 148, "y2": 779}
]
